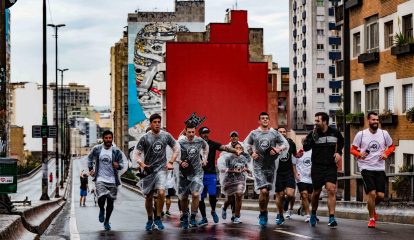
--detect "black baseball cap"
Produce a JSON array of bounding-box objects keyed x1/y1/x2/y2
[
  {"x1": 199, "y1": 127, "x2": 210, "y2": 134},
  {"x1": 230, "y1": 131, "x2": 239, "y2": 137}
]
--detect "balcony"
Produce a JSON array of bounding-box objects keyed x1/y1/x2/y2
[
  {"x1": 329, "y1": 65, "x2": 335, "y2": 75},
  {"x1": 302, "y1": 67, "x2": 307, "y2": 76},
  {"x1": 329, "y1": 80, "x2": 342, "y2": 89},
  {"x1": 358, "y1": 51, "x2": 379, "y2": 64},
  {"x1": 293, "y1": 70, "x2": 297, "y2": 79},
  {"x1": 328, "y1": 7, "x2": 334, "y2": 17},
  {"x1": 329, "y1": 36, "x2": 341, "y2": 45},
  {"x1": 293, "y1": 83, "x2": 297, "y2": 92},
  {"x1": 302, "y1": 11, "x2": 306, "y2": 20},
  {"x1": 293, "y1": 97, "x2": 297, "y2": 106},
  {"x1": 345, "y1": 0, "x2": 362, "y2": 9},
  {"x1": 302, "y1": 0, "x2": 306, "y2": 5},
  {"x1": 302, "y1": 39, "x2": 306, "y2": 48},
  {"x1": 335, "y1": 5, "x2": 344, "y2": 24},
  {"x1": 293, "y1": 29, "x2": 297, "y2": 38},
  {"x1": 336, "y1": 60, "x2": 344, "y2": 77},
  {"x1": 302, "y1": 82, "x2": 307, "y2": 90},
  {"x1": 293, "y1": 15, "x2": 297, "y2": 24},
  {"x1": 302, "y1": 96, "x2": 307, "y2": 105},
  {"x1": 328, "y1": 22, "x2": 336, "y2": 30},
  {"x1": 302, "y1": 25, "x2": 306, "y2": 34},
  {"x1": 329, "y1": 95, "x2": 341, "y2": 103},
  {"x1": 294, "y1": 110, "x2": 298, "y2": 118},
  {"x1": 293, "y1": 56, "x2": 297, "y2": 64},
  {"x1": 329, "y1": 51, "x2": 341, "y2": 60},
  {"x1": 303, "y1": 110, "x2": 307, "y2": 120},
  {"x1": 293, "y1": 42, "x2": 297, "y2": 51},
  {"x1": 293, "y1": 1, "x2": 297, "y2": 10},
  {"x1": 302, "y1": 53, "x2": 306, "y2": 62}
]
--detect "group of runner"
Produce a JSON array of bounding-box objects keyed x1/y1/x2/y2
[{"x1": 86, "y1": 110, "x2": 394, "y2": 231}]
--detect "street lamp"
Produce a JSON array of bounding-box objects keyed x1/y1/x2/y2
[
  {"x1": 47, "y1": 23, "x2": 65, "y2": 198},
  {"x1": 58, "y1": 68, "x2": 68, "y2": 186}
]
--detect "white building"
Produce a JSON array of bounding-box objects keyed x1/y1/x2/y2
[
  {"x1": 10, "y1": 82, "x2": 54, "y2": 152},
  {"x1": 289, "y1": 0, "x2": 343, "y2": 130},
  {"x1": 74, "y1": 118, "x2": 97, "y2": 147}
]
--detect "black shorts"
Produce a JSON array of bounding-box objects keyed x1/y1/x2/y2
[
  {"x1": 311, "y1": 166, "x2": 337, "y2": 190},
  {"x1": 275, "y1": 175, "x2": 296, "y2": 192},
  {"x1": 297, "y1": 182, "x2": 313, "y2": 194},
  {"x1": 166, "y1": 188, "x2": 176, "y2": 197},
  {"x1": 361, "y1": 169, "x2": 386, "y2": 194}
]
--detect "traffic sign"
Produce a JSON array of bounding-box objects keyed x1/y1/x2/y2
[{"x1": 32, "y1": 125, "x2": 57, "y2": 138}]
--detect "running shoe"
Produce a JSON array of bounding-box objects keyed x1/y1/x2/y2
[
  {"x1": 212, "y1": 211, "x2": 219, "y2": 223},
  {"x1": 99, "y1": 209, "x2": 105, "y2": 223},
  {"x1": 258, "y1": 212, "x2": 268, "y2": 228},
  {"x1": 222, "y1": 207, "x2": 227, "y2": 220},
  {"x1": 182, "y1": 217, "x2": 189, "y2": 230},
  {"x1": 233, "y1": 217, "x2": 242, "y2": 224},
  {"x1": 165, "y1": 211, "x2": 171, "y2": 217},
  {"x1": 328, "y1": 216, "x2": 338, "y2": 227},
  {"x1": 198, "y1": 217, "x2": 208, "y2": 226},
  {"x1": 286, "y1": 210, "x2": 292, "y2": 219},
  {"x1": 104, "y1": 222, "x2": 111, "y2": 231},
  {"x1": 276, "y1": 214, "x2": 285, "y2": 225},
  {"x1": 154, "y1": 219, "x2": 165, "y2": 230},
  {"x1": 305, "y1": 215, "x2": 310, "y2": 222},
  {"x1": 309, "y1": 214, "x2": 317, "y2": 227},
  {"x1": 368, "y1": 218, "x2": 376, "y2": 228},
  {"x1": 190, "y1": 218, "x2": 198, "y2": 228},
  {"x1": 145, "y1": 220, "x2": 153, "y2": 231}
]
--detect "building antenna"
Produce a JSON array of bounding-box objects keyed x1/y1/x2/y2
[{"x1": 235, "y1": 0, "x2": 238, "y2": 9}]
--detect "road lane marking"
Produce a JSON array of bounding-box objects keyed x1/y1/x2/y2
[
  {"x1": 274, "y1": 229, "x2": 312, "y2": 239},
  {"x1": 70, "y1": 164, "x2": 80, "y2": 240}
]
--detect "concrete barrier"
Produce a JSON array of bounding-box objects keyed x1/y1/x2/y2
[{"x1": 0, "y1": 214, "x2": 38, "y2": 240}]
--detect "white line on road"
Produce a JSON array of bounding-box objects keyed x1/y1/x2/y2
[
  {"x1": 274, "y1": 229, "x2": 312, "y2": 239},
  {"x1": 70, "y1": 165, "x2": 80, "y2": 240}
]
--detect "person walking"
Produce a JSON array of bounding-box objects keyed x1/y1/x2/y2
[{"x1": 79, "y1": 170, "x2": 89, "y2": 207}]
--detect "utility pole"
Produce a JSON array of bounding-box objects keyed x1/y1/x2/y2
[
  {"x1": 48, "y1": 24, "x2": 65, "y2": 198},
  {"x1": 58, "y1": 68, "x2": 68, "y2": 185},
  {"x1": 40, "y1": 0, "x2": 50, "y2": 201}
]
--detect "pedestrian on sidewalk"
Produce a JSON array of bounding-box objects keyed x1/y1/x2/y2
[
  {"x1": 275, "y1": 127, "x2": 297, "y2": 225},
  {"x1": 49, "y1": 172, "x2": 53, "y2": 183},
  {"x1": 135, "y1": 113, "x2": 179, "y2": 231},
  {"x1": 350, "y1": 111, "x2": 395, "y2": 228},
  {"x1": 87, "y1": 130, "x2": 125, "y2": 231},
  {"x1": 79, "y1": 170, "x2": 89, "y2": 207},
  {"x1": 303, "y1": 112, "x2": 344, "y2": 228},
  {"x1": 292, "y1": 142, "x2": 313, "y2": 223},
  {"x1": 197, "y1": 126, "x2": 241, "y2": 226},
  {"x1": 176, "y1": 123, "x2": 209, "y2": 229},
  {"x1": 244, "y1": 112, "x2": 289, "y2": 228},
  {"x1": 218, "y1": 142, "x2": 251, "y2": 224}
]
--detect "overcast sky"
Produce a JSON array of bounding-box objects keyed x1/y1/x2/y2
[{"x1": 10, "y1": 0, "x2": 289, "y2": 107}]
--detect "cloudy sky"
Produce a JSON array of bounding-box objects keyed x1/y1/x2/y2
[{"x1": 10, "y1": 0, "x2": 289, "y2": 107}]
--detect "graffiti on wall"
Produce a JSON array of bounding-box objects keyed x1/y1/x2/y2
[{"x1": 128, "y1": 22, "x2": 190, "y2": 144}]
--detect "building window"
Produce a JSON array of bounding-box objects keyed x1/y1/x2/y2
[
  {"x1": 317, "y1": 73, "x2": 325, "y2": 79},
  {"x1": 316, "y1": 0, "x2": 324, "y2": 7},
  {"x1": 317, "y1": 29, "x2": 324, "y2": 36},
  {"x1": 354, "y1": 91, "x2": 362, "y2": 113},
  {"x1": 403, "y1": 153, "x2": 414, "y2": 169},
  {"x1": 403, "y1": 14, "x2": 413, "y2": 40},
  {"x1": 316, "y1": 15, "x2": 324, "y2": 22},
  {"x1": 366, "y1": 84, "x2": 379, "y2": 113},
  {"x1": 365, "y1": 15, "x2": 379, "y2": 53},
  {"x1": 385, "y1": 87, "x2": 394, "y2": 113},
  {"x1": 403, "y1": 84, "x2": 413, "y2": 112},
  {"x1": 317, "y1": 88, "x2": 325, "y2": 93},
  {"x1": 316, "y1": 58, "x2": 325, "y2": 65},
  {"x1": 384, "y1": 20, "x2": 393, "y2": 49},
  {"x1": 332, "y1": 88, "x2": 339, "y2": 95},
  {"x1": 386, "y1": 153, "x2": 395, "y2": 174},
  {"x1": 353, "y1": 32, "x2": 360, "y2": 57},
  {"x1": 317, "y1": 44, "x2": 324, "y2": 50}
]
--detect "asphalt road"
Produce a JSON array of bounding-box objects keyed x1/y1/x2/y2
[
  {"x1": 10, "y1": 159, "x2": 57, "y2": 201},
  {"x1": 55, "y1": 157, "x2": 414, "y2": 240}
]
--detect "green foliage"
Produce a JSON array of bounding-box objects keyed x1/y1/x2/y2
[
  {"x1": 392, "y1": 165, "x2": 414, "y2": 201},
  {"x1": 406, "y1": 107, "x2": 414, "y2": 123},
  {"x1": 122, "y1": 170, "x2": 137, "y2": 181},
  {"x1": 394, "y1": 16, "x2": 414, "y2": 46}
]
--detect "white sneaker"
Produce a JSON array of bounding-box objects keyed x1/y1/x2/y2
[
  {"x1": 285, "y1": 210, "x2": 292, "y2": 219},
  {"x1": 233, "y1": 217, "x2": 242, "y2": 224},
  {"x1": 305, "y1": 215, "x2": 310, "y2": 222}
]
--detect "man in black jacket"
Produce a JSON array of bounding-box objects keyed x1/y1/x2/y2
[{"x1": 303, "y1": 112, "x2": 344, "y2": 228}]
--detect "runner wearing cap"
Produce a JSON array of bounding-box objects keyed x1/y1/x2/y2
[{"x1": 198, "y1": 127, "x2": 242, "y2": 226}]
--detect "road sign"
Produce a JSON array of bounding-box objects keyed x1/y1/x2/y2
[{"x1": 32, "y1": 125, "x2": 57, "y2": 138}]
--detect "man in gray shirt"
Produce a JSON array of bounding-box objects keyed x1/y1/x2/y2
[
  {"x1": 88, "y1": 130, "x2": 124, "y2": 231},
  {"x1": 135, "y1": 113, "x2": 179, "y2": 231}
]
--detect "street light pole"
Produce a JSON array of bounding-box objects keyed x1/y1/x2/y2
[
  {"x1": 40, "y1": 0, "x2": 49, "y2": 201},
  {"x1": 47, "y1": 23, "x2": 65, "y2": 198},
  {"x1": 58, "y1": 68, "x2": 68, "y2": 185}
]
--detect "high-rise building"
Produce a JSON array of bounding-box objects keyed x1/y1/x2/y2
[{"x1": 289, "y1": 0, "x2": 343, "y2": 130}]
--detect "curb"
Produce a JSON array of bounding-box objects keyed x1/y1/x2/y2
[{"x1": 0, "y1": 214, "x2": 39, "y2": 240}]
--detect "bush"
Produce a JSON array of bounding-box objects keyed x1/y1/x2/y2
[{"x1": 122, "y1": 171, "x2": 137, "y2": 181}]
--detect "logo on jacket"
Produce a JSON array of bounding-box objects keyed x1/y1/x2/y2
[
  {"x1": 101, "y1": 154, "x2": 111, "y2": 165},
  {"x1": 303, "y1": 157, "x2": 311, "y2": 167},
  {"x1": 259, "y1": 138, "x2": 270, "y2": 151},
  {"x1": 187, "y1": 146, "x2": 199, "y2": 158},
  {"x1": 368, "y1": 140, "x2": 380, "y2": 153},
  {"x1": 152, "y1": 141, "x2": 163, "y2": 154}
]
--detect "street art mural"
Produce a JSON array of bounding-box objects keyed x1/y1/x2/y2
[{"x1": 127, "y1": 21, "x2": 204, "y2": 147}]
